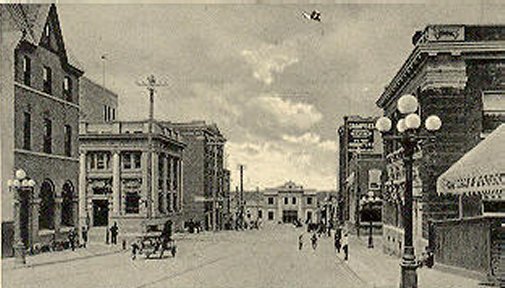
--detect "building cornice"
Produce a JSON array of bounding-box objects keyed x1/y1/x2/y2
[
  {"x1": 15, "y1": 82, "x2": 80, "y2": 110},
  {"x1": 376, "y1": 40, "x2": 505, "y2": 108}
]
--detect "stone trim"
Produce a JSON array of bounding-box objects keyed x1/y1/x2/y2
[
  {"x1": 15, "y1": 82, "x2": 80, "y2": 110},
  {"x1": 15, "y1": 149, "x2": 79, "y2": 162}
]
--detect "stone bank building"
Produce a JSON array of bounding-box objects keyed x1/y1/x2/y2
[{"x1": 79, "y1": 121, "x2": 185, "y2": 236}]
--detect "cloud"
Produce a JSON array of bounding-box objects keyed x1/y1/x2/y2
[
  {"x1": 241, "y1": 43, "x2": 299, "y2": 85},
  {"x1": 248, "y1": 95, "x2": 323, "y2": 130},
  {"x1": 282, "y1": 132, "x2": 338, "y2": 152}
]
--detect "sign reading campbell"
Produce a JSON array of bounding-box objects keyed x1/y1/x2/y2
[{"x1": 348, "y1": 121, "x2": 375, "y2": 151}]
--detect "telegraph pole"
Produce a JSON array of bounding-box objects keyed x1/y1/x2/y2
[
  {"x1": 136, "y1": 75, "x2": 169, "y2": 219},
  {"x1": 238, "y1": 164, "x2": 245, "y2": 227}
]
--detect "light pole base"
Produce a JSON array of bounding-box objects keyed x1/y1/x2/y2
[
  {"x1": 13, "y1": 241, "x2": 26, "y2": 265},
  {"x1": 399, "y1": 259, "x2": 418, "y2": 288}
]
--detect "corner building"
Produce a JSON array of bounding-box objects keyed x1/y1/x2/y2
[
  {"x1": 376, "y1": 25, "x2": 505, "y2": 257},
  {"x1": 79, "y1": 121, "x2": 185, "y2": 238}
]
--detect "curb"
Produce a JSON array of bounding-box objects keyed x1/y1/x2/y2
[{"x1": 3, "y1": 248, "x2": 125, "y2": 271}]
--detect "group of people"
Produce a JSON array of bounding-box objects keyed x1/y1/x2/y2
[
  {"x1": 65, "y1": 226, "x2": 88, "y2": 251},
  {"x1": 298, "y1": 224, "x2": 350, "y2": 261}
]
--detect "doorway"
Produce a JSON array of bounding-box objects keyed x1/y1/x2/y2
[
  {"x1": 93, "y1": 200, "x2": 109, "y2": 227},
  {"x1": 282, "y1": 210, "x2": 298, "y2": 223}
]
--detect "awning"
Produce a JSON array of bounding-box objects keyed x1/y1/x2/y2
[{"x1": 437, "y1": 124, "x2": 505, "y2": 199}]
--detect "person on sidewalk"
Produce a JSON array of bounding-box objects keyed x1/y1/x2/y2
[
  {"x1": 311, "y1": 233, "x2": 318, "y2": 250},
  {"x1": 110, "y1": 222, "x2": 119, "y2": 245},
  {"x1": 131, "y1": 240, "x2": 140, "y2": 260},
  {"x1": 342, "y1": 233, "x2": 349, "y2": 260},
  {"x1": 68, "y1": 229, "x2": 77, "y2": 251},
  {"x1": 298, "y1": 233, "x2": 304, "y2": 251},
  {"x1": 81, "y1": 226, "x2": 88, "y2": 248},
  {"x1": 334, "y1": 232, "x2": 341, "y2": 253}
]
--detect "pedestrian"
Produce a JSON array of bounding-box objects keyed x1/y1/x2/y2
[
  {"x1": 342, "y1": 233, "x2": 349, "y2": 260},
  {"x1": 81, "y1": 226, "x2": 88, "y2": 248},
  {"x1": 334, "y1": 232, "x2": 341, "y2": 253},
  {"x1": 110, "y1": 222, "x2": 119, "y2": 245},
  {"x1": 131, "y1": 241, "x2": 140, "y2": 260},
  {"x1": 298, "y1": 233, "x2": 304, "y2": 251},
  {"x1": 68, "y1": 228, "x2": 76, "y2": 251},
  {"x1": 311, "y1": 233, "x2": 318, "y2": 250}
]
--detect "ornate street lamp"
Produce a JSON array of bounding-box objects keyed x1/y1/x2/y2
[
  {"x1": 7, "y1": 169, "x2": 36, "y2": 265},
  {"x1": 360, "y1": 191, "x2": 381, "y2": 249},
  {"x1": 375, "y1": 94, "x2": 441, "y2": 288}
]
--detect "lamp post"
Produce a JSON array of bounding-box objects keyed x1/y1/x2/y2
[
  {"x1": 375, "y1": 94, "x2": 441, "y2": 288},
  {"x1": 360, "y1": 191, "x2": 381, "y2": 249},
  {"x1": 7, "y1": 169, "x2": 36, "y2": 265}
]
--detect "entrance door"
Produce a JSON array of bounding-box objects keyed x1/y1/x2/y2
[
  {"x1": 282, "y1": 210, "x2": 298, "y2": 223},
  {"x1": 93, "y1": 200, "x2": 109, "y2": 227}
]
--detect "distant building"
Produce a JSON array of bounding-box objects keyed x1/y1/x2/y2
[
  {"x1": 164, "y1": 121, "x2": 227, "y2": 231},
  {"x1": 79, "y1": 121, "x2": 185, "y2": 237},
  {"x1": 1, "y1": 4, "x2": 84, "y2": 257},
  {"x1": 337, "y1": 115, "x2": 383, "y2": 225},
  {"x1": 376, "y1": 24, "x2": 505, "y2": 257},
  {"x1": 79, "y1": 76, "x2": 118, "y2": 123},
  {"x1": 243, "y1": 181, "x2": 319, "y2": 225}
]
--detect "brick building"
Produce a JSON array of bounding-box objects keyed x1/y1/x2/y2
[
  {"x1": 164, "y1": 121, "x2": 227, "y2": 231},
  {"x1": 1, "y1": 4, "x2": 83, "y2": 256},
  {"x1": 376, "y1": 25, "x2": 505, "y2": 257},
  {"x1": 337, "y1": 116, "x2": 383, "y2": 225},
  {"x1": 79, "y1": 121, "x2": 185, "y2": 238},
  {"x1": 79, "y1": 76, "x2": 118, "y2": 123}
]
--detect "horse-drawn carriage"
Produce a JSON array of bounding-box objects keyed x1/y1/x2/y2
[{"x1": 133, "y1": 220, "x2": 176, "y2": 259}]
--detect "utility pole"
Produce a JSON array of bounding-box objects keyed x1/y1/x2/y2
[
  {"x1": 238, "y1": 164, "x2": 245, "y2": 227},
  {"x1": 136, "y1": 75, "x2": 169, "y2": 219},
  {"x1": 101, "y1": 54, "x2": 107, "y2": 88}
]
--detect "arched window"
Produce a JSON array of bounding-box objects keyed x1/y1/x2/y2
[
  {"x1": 39, "y1": 180, "x2": 55, "y2": 230},
  {"x1": 61, "y1": 181, "x2": 74, "y2": 227}
]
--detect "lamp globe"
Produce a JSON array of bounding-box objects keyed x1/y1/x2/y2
[{"x1": 397, "y1": 94, "x2": 418, "y2": 114}]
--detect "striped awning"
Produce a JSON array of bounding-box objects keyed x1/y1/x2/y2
[{"x1": 437, "y1": 124, "x2": 505, "y2": 199}]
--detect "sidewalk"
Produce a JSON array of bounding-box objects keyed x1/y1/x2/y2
[
  {"x1": 335, "y1": 234, "x2": 485, "y2": 288},
  {"x1": 2, "y1": 242, "x2": 125, "y2": 271}
]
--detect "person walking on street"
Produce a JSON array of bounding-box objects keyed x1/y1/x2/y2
[
  {"x1": 81, "y1": 226, "x2": 88, "y2": 248},
  {"x1": 311, "y1": 233, "x2": 318, "y2": 250},
  {"x1": 110, "y1": 222, "x2": 119, "y2": 245},
  {"x1": 298, "y1": 233, "x2": 304, "y2": 251},
  {"x1": 334, "y1": 232, "x2": 341, "y2": 253},
  {"x1": 342, "y1": 233, "x2": 349, "y2": 260}
]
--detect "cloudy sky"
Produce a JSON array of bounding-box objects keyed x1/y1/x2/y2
[{"x1": 58, "y1": 2, "x2": 504, "y2": 190}]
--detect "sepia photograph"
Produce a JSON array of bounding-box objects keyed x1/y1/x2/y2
[{"x1": 0, "y1": 1, "x2": 504, "y2": 287}]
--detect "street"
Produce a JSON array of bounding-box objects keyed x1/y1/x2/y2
[{"x1": 3, "y1": 225, "x2": 366, "y2": 288}]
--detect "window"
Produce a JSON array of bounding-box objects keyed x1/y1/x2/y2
[
  {"x1": 307, "y1": 211, "x2": 312, "y2": 222},
  {"x1": 268, "y1": 197, "x2": 274, "y2": 205},
  {"x1": 44, "y1": 23, "x2": 50, "y2": 37},
  {"x1": 61, "y1": 182, "x2": 74, "y2": 227},
  {"x1": 125, "y1": 192, "x2": 140, "y2": 214},
  {"x1": 103, "y1": 105, "x2": 108, "y2": 122},
  {"x1": 88, "y1": 152, "x2": 111, "y2": 170},
  {"x1": 268, "y1": 211, "x2": 274, "y2": 220},
  {"x1": 258, "y1": 210, "x2": 263, "y2": 218},
  {"x1": 112, "y1": 108, "x2": 116, "y2": 120},
  {"x1": 292, "y1": 197, "x2": 297, "y2": 205},
  {"x1": 284, "y1": 197, "x2": 288, "y2": 205},
  {"x1": 369, "y1": 169, "x2": 382, "y2": 190},
  {"x1": 307, "y1": 197, "x2": 313, "y2": 205},
  {"x1": 122, "y1": 152, "x2": 141, "y2": 170},
  {"x1": 23, "y1": 56, "x2": 31, "y2": 86},
  {"x1": 43, "y1": 118, "x2": 52, "y2": 153},
  {"x1": 43, "y1": 66, "x2": 52, "y2": 94},
  {"x1": 23, "y1": 112, "x2": 31, "y2": 150},
  {"x1": 64, "y1": 125, "x2": 72, "y2": 157},
  {"x1": 63, "y1": 77, "x2": 72, "y2": 102}
]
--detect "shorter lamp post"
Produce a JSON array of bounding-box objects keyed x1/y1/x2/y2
[
  {"x1": 360, "y1": 191, "x2": 381, "y2": 249},
  {"x1": 7, "y1": 169, "x2": 36, "y2": 265},
  {"x1": 375, "y1": 94, "x2": 442, "y2": 288}
]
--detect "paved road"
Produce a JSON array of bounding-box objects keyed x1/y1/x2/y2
[{"x1": 3, "y1": 225, "x2": 366, "y2": 288}]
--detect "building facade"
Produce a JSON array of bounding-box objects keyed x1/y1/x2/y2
[
  {"x1": 376, "y1": 25, "x2": 505, "y2": 257},
  {"x1": 1, "y1": 4, "x2": 83, "y2": 257},
  {"x1": 165, "y1": 121, "x2": 227, "y2": 231},
  {"x1": 79, "y1": 121, "x2": 185, "y2": 238},
  {"x1": 79, "y1": 76, "x2": 118, "y2": 123},
  {"x1": 338, "y1": 116, "x2": 383, "y2": 225}
]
